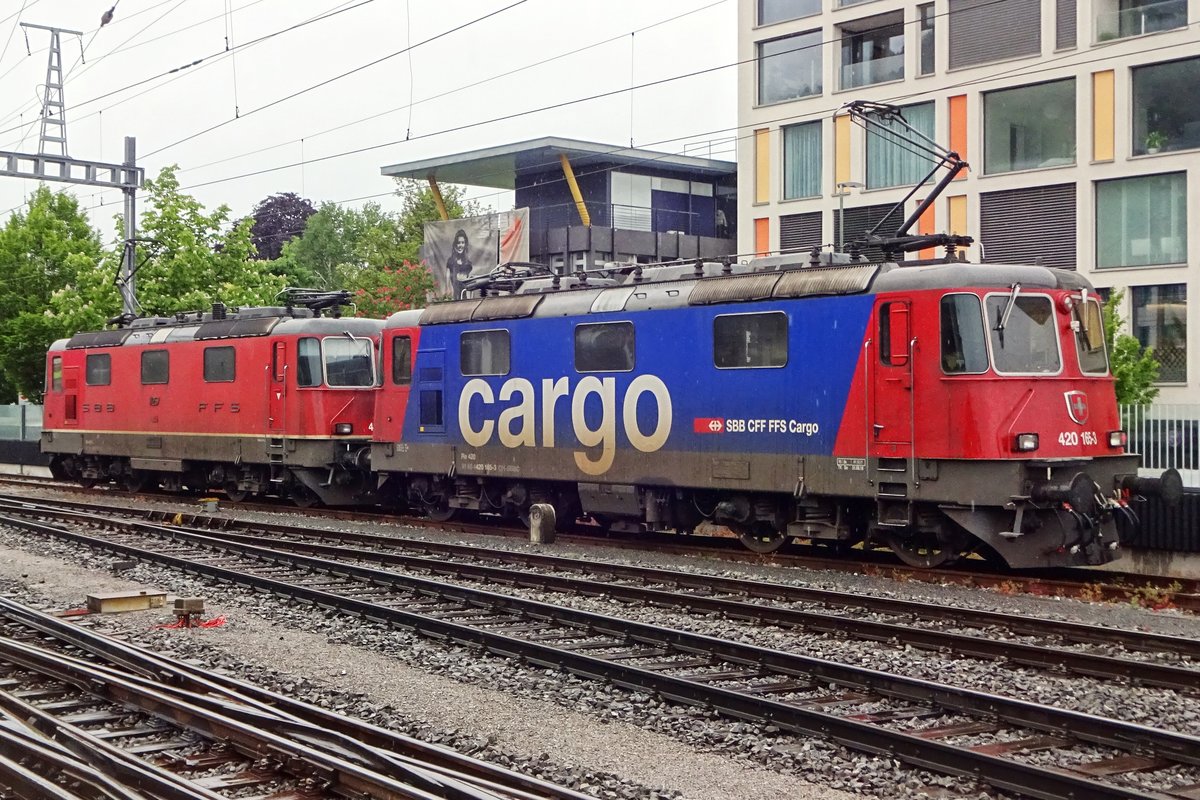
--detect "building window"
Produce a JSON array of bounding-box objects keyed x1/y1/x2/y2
[
  {"x1": 948, "y1": 0, "x2": 1041, "y2": 70},
  {"x1": 1133, "y1": 284, "x2": 1187, "y2": 382},
  {"x1": 85, "y1": 353, "x2": 111, "y2": 386},
  {"x1": 758, "y1": 0, "x2": 820, "y2": 25},
  {"x1": 840, "y1": 14, "x2": 905, "y2": 90},
  {"x1": 983, "y1": 79, "x2": 1076, "y2": 174},
  {"x1": 575, "y1": 322, "x2": 635, "y2": 372},
  {"x1": 714, "y1": 313, "x2": 788, "y2": 368},
  {"x1": 866, "y1": 102, "x2": 934, "y2": 189},
  {"x1": 780, "y1": 211, "x2": 822, "y2": 253},
  {"x1": 461, "y1": 330, "x2": 510, "y2": 377},
  {"x1": 1096, "y1": 173, "x2": 1186, "y2": 268},
  {"x1": 140, "y1": 350, "x2": 169, "y2": 385},
  {"x1": 918, "y1": 4, "x2": 935, "y2": 75},
  {"x1": 203, "y1": 347, "x2": 235, "y2": 382},
  {"x1": 758, "y1": 30, "x2": 822, "y2": 105},
  {"x1": 392, "y1": 336, "x2": 412, "y2": 385},
  {"x1": 1095, "y1": 0, "x2": 1186, "y2": 41},
  {"x1": 979, "y1": 184, "x2": 1077, "y2": 269},
  {"x1": 297, "y1": 337, "x2": 322, "y2": 387},
  {"x1": 782, "y1": 121, "x2": 822, "y2": 199},
  {"x1": 1133, "y1": 58, "x2": 1200, "y2": 156}
]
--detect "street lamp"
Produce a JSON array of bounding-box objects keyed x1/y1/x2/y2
[{"x1": 834, "y1": 180, "x2": 865, "y2": 252}]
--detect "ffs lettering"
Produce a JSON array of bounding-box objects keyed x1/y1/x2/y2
[{"x1": 459, "y1": 375, "x2": 672, "y2": 476}]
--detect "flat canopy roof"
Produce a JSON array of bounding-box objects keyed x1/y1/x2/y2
[{"x1": 380, "y1": 136, "x2": 736, "y2": 191}]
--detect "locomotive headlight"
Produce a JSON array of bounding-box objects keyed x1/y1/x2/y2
[
  {"x1": 1014, "y1": 433, "x2": 1040, "y2": 452},
  {"x1": 333, "y1": 423, "x2": 353, "y2": 435},
  {"x1": 1108, "y1": 430, "x2": 1127, "y2": 448}
]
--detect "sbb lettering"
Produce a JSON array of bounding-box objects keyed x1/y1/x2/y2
[{"x1": 459, "y1": 375, "x2": 672, "y2": 476}]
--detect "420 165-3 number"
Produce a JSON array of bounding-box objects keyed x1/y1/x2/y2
[{"x1": 1057, "y1": 431, "x2": 1098, "y2": 446}]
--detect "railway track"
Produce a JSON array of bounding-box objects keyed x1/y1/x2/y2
[
  {"x1": 0, "y1": 594, "x2": 588, "y2": 800},
  {"x1": 2, "y1": 495, "x2": 1199, "y2": 798},
  {"x1": 2, "y1": 474, "x2": 1198, "y2": 611}
]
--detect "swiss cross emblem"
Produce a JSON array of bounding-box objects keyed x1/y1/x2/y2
[{"x1": 1065, "y1": 391, "x2": 1089, "y2": 425}]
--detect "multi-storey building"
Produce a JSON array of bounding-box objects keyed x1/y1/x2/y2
[{"x1": 737, "y1": 0, "x2": 1198, "y2": 401}]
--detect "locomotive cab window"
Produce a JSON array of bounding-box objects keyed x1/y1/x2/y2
[
  {"x1": 392, "y1": 335, "x2": 412, "y2": 385},
  {"x1": 323, "y1": 336, "x2": 375, "y2": 387},
  {"x1": 713, "y1": 313, "x2": 787, "y2": 368},
  {"x1": 575, "y1": 322, "x2": 635, "y2": 372},
  {"x1": 1075, "y1": 297, "x2": 1109, "y2": 375},
  {"x1": 461, "y1": 330, "x2": 510, "y2": 376},
  {"x1": 985, "y1": 293, "x2": 1061, "y2": 374},
  {"x1": 85, "y1": 354, "x2": 111, "y2": 386},
  {"x1": 50, "y1": 357, "x2": 62, "y2": 392},
  {"x1": 203, "y1": 346, "x2": 236, "y2": 382},
  {"x1": 140, "y1": 350, "x2": 169, "y2": 384},
  {"x1": 940, "y1": 295, "x2": 989, "y2": 374},
  {"x1": 297, "y1": 337, "x2": 321, "y2": 387}
]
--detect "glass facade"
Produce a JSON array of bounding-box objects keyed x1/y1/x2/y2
[
  {"x1": 758, "y1": 0, "x2": 820, "y2": 25},
  {"x1": 1095, "y1": 0, "x2": 1187, "y2": 41},
  {"x1": 1133, "y1": 57, "x2": 1200, "y2": 155},
  {"x1": 782, "y1": 121, "x2": 822, "y2": 199},
  {"x1": 1133, "y1": 284, "x2": 1187, "y2": 382},
  {"x1": 758, "y1": 31, "x2": 822, "y2": 105},
  {"x1": 840, "y1": 19, "x2": 905, "y2": 90},
  {"x1": 866, "y1": 102, "x2": 934, "y2": 189},
  {"x1": 919, "y1": 4, "x2": 935, "y2": 75},
  {"x1": 983, "y1": 79, "x2": 1076, "y2": 173},
  {"x1": 1096, "y1": 173, "x2": 1187, "y2": 268}
]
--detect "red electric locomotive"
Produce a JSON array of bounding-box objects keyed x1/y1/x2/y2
[{"x1": 41, "y1": 292, "x2": 381, "y2": 506}]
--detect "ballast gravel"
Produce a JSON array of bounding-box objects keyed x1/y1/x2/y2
[{"x1": 4, "y1": 488, "x2": 1200, "y2": 797}]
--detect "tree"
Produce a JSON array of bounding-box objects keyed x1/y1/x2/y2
[
  {"x1": 0, "y1": 186, "x2": 103, "y2": 402},
  {"x1": 247, "y1": 192, "x2": 316, "y2": 261},
  {"x1": 1103, "y1": 288, "x2": 1159, "y2": 406},
  {"x1": 393, "y1": 178, "x2": 482, "y2": 262},
  {"x1": 48, "y1": 165, "x2": 287, "y2": 334},
  {"x1": 351, "y1": 261, "x2": 437, "y2": 318}
]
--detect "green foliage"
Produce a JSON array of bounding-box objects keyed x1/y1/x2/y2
[
  {"x1": 48, "y1": 165, "x2": 286, "y2": 333},
  {"x1": 0, "y1": 186, "x2": 103, "y2": 402},
  {"x1": 276, "y1": 179, "x2": 480, "y2": 303},
  {"x1": 351, "y1": 261, "x2": 438, "y2": 318},
  {"x1": 1103, "y1": 288, "x2": 1160, "y2": 406}
]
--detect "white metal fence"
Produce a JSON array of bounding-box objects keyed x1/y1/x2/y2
[
  {"x1": 0, "y1": 404, "x2": 41, "y2": 442},
  {"x1": 1121, "y1": 403, "x2": 1200, "y2": 488}
]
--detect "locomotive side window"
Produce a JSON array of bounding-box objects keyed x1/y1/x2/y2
[
  {"x1": 392, "y1": 336, "x2": 412, "y2": 385},
  {"x1": 940, "y1": 295, "x2": 989, "y2": 374},
  {"x1": 461, "y1": 330, "x2": 510, "y2": 376},
  {"x1": 985, "y1": 294, "x2": 1062, "y2": 374},
  {"x1": 713, "y1": 313, "x2": 787, "y2": 368},
  {"x1": 1075, "y1": 298, "x2": 1109, "y2": 375},
  {"x1": 140, "y1": 350, "x2": 169, "y2": 384},
  {"x1": 51, "y1": 357, "x2": 62, "y2": 392},
  {"x1": 297, "y1": 337, "x2": 321, "y2": 387},
  {"x1": 203, "y1": 346, "x2": 236, "y2": 382},
  {"x1": 575, "y1": 322, "x2": 635, "y2": 372},
  {"x1": 323, "y1": 337, "x2": 375, "y2": 387},
  {"x1": 85, "y1": 354, "x2": 111, "y2": 386}
]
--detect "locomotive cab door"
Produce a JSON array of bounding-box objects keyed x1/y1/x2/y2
[
  {"x1": 269, "y1": 341, "x2": 287, "y2": 433},
  {"x1": 870, "y1": 299, "x2": 914, "y2": 449}
]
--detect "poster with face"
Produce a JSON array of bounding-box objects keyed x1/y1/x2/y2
[{"x1": 424, "y1": 210, "x2": 529, "y2": 299}]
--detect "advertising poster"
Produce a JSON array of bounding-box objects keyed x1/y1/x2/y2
[{"x1": 424, "y1": 209, "x2": 529, "y2": 299}]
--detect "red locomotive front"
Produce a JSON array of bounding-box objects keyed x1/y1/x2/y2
[{"x1": 42, "y1": 302, "x2": 382, "y2": 506}]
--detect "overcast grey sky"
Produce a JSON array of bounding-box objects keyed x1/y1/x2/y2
[{"x1": 0, "y1": 0, "x2": 737, "y2": 240}]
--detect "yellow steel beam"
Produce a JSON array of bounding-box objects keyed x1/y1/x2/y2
[
  {"x1": 427, "y1": 175, "x2": 449, "y2": 221},
  {"x1": 559, "y1": 153, "x2": 591, "y2": 227}
]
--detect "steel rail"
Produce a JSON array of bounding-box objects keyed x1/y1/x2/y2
[
  {"x1": 0, "y1": 510, "x2": 1192, "y2": 800},
  {"x1": 0, "y1": 634, "x2": 503, "y2": 800},
  {"x1": 0, "y1": 597, "x2": 588, "y2": 800},
  {"x1": 112, "y1": 519, "x2": 1200, "y2": 693}
]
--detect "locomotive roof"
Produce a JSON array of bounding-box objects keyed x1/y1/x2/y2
[
  {"x1": 393, "y1": 260, "x2": 1094, "y2": 328},
  {"x1": 53, "y1": 312, "x2": 382, "y2": 351}
]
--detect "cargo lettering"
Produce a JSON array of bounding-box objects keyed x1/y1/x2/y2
[{"x1": 459, "y1": 375, "x2": 672, "y2": 476}]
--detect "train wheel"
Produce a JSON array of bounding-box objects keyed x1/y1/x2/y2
[
  {"x1": 290, "y1": 486, "x2": 319, "y2": 508},
  {"x1": 224, "y1": 482, "x2": 249, "y2": 503},
  {"x1": 885, "y1": 530, "x2": 959, "y2": 568},
  {"x1": 737, "y1": 522, "x2": 788, "y2": 554},
  {"x1": 123, "y1": 472, "x2": 149, "y2": 493},
  {"x1": 424, "y1": 499, "x2": 458, "y2": 522}
]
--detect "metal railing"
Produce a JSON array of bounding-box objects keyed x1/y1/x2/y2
[
  {"x1": 1122, "y1": 403, "x2": 1200, "y2": 488},
  {"x1": 0, "y1": 404, "x2": 42, "y2": 442},
  {"x1": 840, "y1": 53, "x2": 904, "y2": 90},
  {"x1": 533, "y1": 202, "x2": 717, "y2": 237},
  {"x1": 1096, "y1": 0, "x2": 1187, "y2": 40}
]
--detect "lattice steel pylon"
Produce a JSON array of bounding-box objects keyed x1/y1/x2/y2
[{"x1": 20, "y1": 23, "x2": 82, "y2": 157}]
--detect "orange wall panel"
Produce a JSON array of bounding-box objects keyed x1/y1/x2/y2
[
  {"x1": 834, "y1": 114, "x2": 851, "y2": 186},
  {"x1": 948, "y1": 95, "x2": 967, "y2": 179},
  {"x1": 917, "y1": 200, "x2": 936, "y2": 260},
  {"x1": 754, "y1": 217, "x2": 770, "y2": 257},
  {"x1": 754, "y1": 128, "x2": 770, "y2": 204},
  {"x1": 1093, "y1": 70, "x2": 1115, "y2": 162}
]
